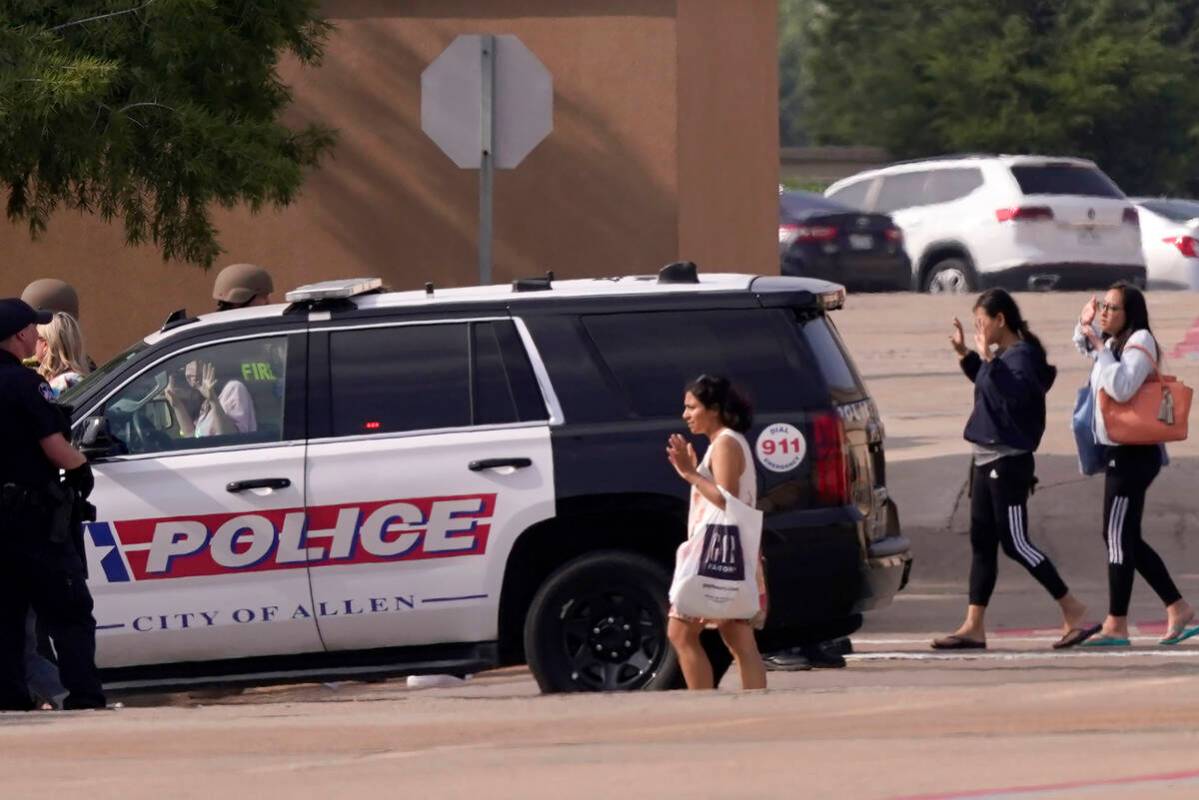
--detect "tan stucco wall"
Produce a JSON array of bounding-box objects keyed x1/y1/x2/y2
[{"x1": 1, "y1": 0, "x2": 778, "y2": 360}]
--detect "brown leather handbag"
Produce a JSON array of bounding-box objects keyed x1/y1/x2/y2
[{"x1": 1098, "y1": 344, "x2": 1192, "y2": 444}]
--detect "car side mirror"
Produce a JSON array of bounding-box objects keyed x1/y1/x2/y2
[{"x1": 78, "y1": 416, "x2": 124, "y2": 459}]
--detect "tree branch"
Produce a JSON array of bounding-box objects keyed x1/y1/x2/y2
[{"x1": 49, "y1": 0, "x2": 159, "y2": 32}]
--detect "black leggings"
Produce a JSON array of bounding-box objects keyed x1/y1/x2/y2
[
  {"x1": 969, "y1": 454, "x2": 1069, "y2": 606},
  {"x1": 1103, "y1": 445, "x2": 1180, "y2": 617}
]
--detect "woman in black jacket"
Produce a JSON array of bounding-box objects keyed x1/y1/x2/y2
[{"x1": 932, "y1": 289, "x2": 1096, "y2": 651}]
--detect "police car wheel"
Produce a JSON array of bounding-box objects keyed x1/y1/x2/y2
[{"x1": 524, "y1": 550, "x2": 680, "y2": 693}]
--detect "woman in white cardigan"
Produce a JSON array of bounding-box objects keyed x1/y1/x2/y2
[{"x1": 1074, "y1": 283, "x2": 1195, "y2": 646}]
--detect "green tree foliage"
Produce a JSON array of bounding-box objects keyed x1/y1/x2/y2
[
  {"x1": 0, "y1": 1, "x2": 336, "y2": 266},
  {"x1": 782, "y1": 0, "x2": 1199, "y2": 194}
]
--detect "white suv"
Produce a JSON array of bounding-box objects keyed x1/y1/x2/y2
[{"x1": 825, "y1": 155, "x2": 1146, "y2": 293}]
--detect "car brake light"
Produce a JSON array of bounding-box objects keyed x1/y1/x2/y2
[
  {"x1": 1123, "y1": 208, "x2": 1139, "y2": 225},
  {"x1": 781, "y1": 224, "x2": 839, "y2": 242},
  {"x1": 363, "y1": 421, "x2": 382, "y2": 431},
  {"x1": 812, "y1": 413, "x2": 850, "y2": 506},
  {"x1": 996, "y1": 206, "x2": 1054, "y2": 222},
  {"x1": 884, "y1": 227, "x2": 903, "y2": 243},
  {"x1": 1165, "y1": 235, "x2": 1199, "y2": 257}
]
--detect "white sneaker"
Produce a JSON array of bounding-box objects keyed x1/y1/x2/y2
[{"x1": 405, "y1": 674, "x2": 469, "y2": 689}]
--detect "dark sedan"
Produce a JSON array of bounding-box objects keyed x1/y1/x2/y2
[{"x1": 779, "y1": 190, "x2": 911, "y2": 290}]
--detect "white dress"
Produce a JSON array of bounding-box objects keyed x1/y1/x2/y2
[
  {"x1": 688, "y1": 429, "x2": 757, "y2": 534},
  {"x1": 674, "y1": 428, "x2": 766, "y2": 626}
]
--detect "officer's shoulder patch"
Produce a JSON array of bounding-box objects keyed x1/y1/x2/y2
[{"x1": 37, "y1": 381, "x2": 55, "y2": 402}]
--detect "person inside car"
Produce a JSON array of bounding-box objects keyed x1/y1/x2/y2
[{"x1": 165, "y1": 359, "x2": 257, "y2": 438}]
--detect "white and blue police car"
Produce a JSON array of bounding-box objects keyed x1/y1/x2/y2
[{"x1": 64, "y1": 266, "x2": 910, "y2": 693}]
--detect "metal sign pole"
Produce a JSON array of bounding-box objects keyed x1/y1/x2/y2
[{"x1": 479, "y1": 34, "x2": 496, "y2": 285}]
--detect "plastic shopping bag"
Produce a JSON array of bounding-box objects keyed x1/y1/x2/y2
[
  {"x1": 1073, "y1": 383, "x2": 1107, "y2": 476},
  {"x1": 668, "y1": 488, "x2": 763, "y2": 620}
]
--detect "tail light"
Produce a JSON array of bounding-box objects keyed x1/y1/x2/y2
[
  {"x1": 781, "y1": 223, "x2": 839, "y2": 243},
  {"x1": 1123, "y1": 208, "x2": 1139, "y2": 225},
  {"x1": 812, "y1": 413, "x2": 850, "y2": 506},
  {"x1": 1165, "y1": 235, "x2": 1199, "y2": 257},
  {"x1": 996, "y1": 206, "x2": 1054, "y2": 222},
  {"x1": 884, "y1": 226, "x2": 903, "y2": 243}
]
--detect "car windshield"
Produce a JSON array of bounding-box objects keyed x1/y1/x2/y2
[
  {"x1": 59, "y1": 340, "x2": 151, "y2": 407},
  {"x1": 1010, "y1": 164, "x2": 1123, "y2": 198},
  {"x1": 1137, "y1": 198, "x2": 1199, "y2": 223}
]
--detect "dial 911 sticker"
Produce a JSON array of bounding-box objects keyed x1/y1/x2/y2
[{"x1": 755, "y1": 423, "x2": 807, "y2": 473}]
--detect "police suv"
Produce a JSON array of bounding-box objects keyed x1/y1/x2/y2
[{"x1": 63, "y1": 266, "x2": 911, "y2": 693}]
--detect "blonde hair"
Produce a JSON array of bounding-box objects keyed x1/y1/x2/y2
[{"x1": 37, "y1": 312, "x2": 90, "y2": 381}]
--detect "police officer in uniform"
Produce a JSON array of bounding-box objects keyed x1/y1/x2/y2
[
  {"x1": 213, "y1": 263, "x2": 274, "y2": 311},
  {"x1": 0, "y1": 298, "x2": 106, "y2": 711}
]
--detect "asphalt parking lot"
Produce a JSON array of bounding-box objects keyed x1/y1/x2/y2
[{"x1": 4, "y1": 290, "x2": 1199, "y2": 799}]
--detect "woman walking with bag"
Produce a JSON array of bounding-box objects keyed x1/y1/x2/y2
[
  {"x1": 933, "y1": 289, "x2": 1094, "y2": 651},
  {"x1": 666, "y1": 375, "x2": 767, "y2": 690},
  {"x1": 1074, "y1": 283, "x2": 1196, "y2": 646}
]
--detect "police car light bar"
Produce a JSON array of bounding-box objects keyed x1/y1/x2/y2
[{"x1": 285, "y1": 278, "x2": 383, "y2": 303}]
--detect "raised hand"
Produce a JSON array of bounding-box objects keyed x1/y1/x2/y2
[
  {"x1": 973, "y1": 316, "x2": 991, "y2": 360},
  {"x1": 198, "y1": 362, "x2": 219, "y2": 402},
  {"x1": 949, "y1": 318, "x2": 968, "y2": 357},
  {"x1": 1080, "y1": 295, "x2": 1098, "y2": 327},
  {"x1": 666, "y1": 433, "x2": 698, "y2": 480}
]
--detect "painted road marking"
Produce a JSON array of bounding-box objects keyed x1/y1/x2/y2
[
  {"x1": 849, "y1": 649, "x2": 1199, "y2": 662},
  {"x1": 853, "y1": 634, "x2": 1177, "y2": 645},
  {"x1": 890, "y1": 767, "x2": 1199, "y2": 800}
]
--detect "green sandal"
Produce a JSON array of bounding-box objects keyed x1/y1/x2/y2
[
  {"x1": 1081, "y1": 634, "x2": 1131, "y2": 647},
  {"x1": 1160, "y1": 624, "x2": 1199, "y2": 646}
]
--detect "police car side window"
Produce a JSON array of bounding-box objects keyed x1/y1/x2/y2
[
  {"x1": 475, "y1": 321, "x2": 549, "y2": 424},
  {"x1": 329, "y1": 321, "x2": 547, "y2": 436},
  {"x1": 581, "y1": 310, "x2": 824, "y2": 417},
  {"x1": 330, "y1": 324, "x2": 471, "y2": 435},
  {"x1": 102, "y1": 337, "x2": 287, "y2": 455}
]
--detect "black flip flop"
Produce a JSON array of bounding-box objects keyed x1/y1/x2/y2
[
  {"x1": 930, "y1": 634, "x2": 987, "y2": 650},
  {"x1": 1052, "y1": 623, "x2": 1101, "y2": 650}
]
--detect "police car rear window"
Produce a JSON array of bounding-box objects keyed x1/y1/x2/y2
[
  {"x1": 329, "y1": 321, "x2": 546, "y2": 436},
  {"x1": 581, "y1": 309, "x2": 826, "y2": 417},
  {"x1": 800, "y1": 316, "x2": 867, "y2": 404}
]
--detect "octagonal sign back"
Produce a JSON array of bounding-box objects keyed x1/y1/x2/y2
[{"x1": 421, "y1": 34, "x2": 554, "y2": 170}]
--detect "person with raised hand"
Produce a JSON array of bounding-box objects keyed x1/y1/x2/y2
[{"x1": 933, "y1": 289, "x2": 1094, "y2": 651}]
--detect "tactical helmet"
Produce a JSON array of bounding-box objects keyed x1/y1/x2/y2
[
  {"x1": 21, "y1": 278, "x2": 80, "y2": 319},
  {"x1": 213, "y1": 263, "x2": 274, "y2": 306}
]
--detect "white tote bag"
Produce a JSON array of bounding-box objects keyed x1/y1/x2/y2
[{"x1": 669, "y1": 487, "x2": 763, "y2": 620}]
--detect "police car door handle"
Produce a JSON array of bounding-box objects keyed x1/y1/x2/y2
[
  {"x1": 468, "y1": 458, "x2": 532, "y2": 472},
  {"x1": 226, "y1": 478, "x2": 292, "y2": 493}
]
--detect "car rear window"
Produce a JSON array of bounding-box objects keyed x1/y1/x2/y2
[
  {"x1": 827, "y1": 179, "x2": 871, "y2": 209},
  {"x1": 581, "y1": 309, "x2": 826, "y2": 417},
  {"x1": 799, "y1": 316, "x2": 867, "y2": 404},
  {"x1": 1010, "y1": 165, "x2": 1123, "y2": 198},
  {"x1": 1139, "y1": 199, "x2": 1199, "y2": 223}
]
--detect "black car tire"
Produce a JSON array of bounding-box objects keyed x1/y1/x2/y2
[
  {"x1": 923, "y1": 257, "x2": 975, "y2": 294},
  {"x1": 525, "y1": 550, "x2": 682, "y2": 693}
]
